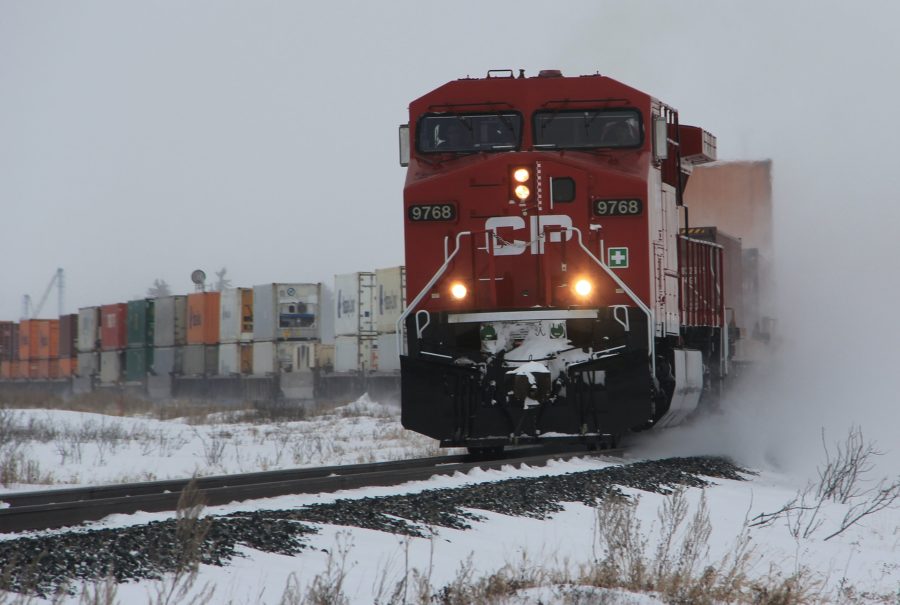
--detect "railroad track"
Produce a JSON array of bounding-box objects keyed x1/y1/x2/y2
[{"x1": 1, "y1": 445, "x2": 621, "y2": 534}]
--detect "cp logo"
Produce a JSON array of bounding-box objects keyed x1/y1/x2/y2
[{"x1": 484, "y1": 215, "x2": 573, "y2": 255}]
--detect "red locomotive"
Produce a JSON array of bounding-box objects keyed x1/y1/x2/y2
[{"x1": 397, "y1": 69, "x2": 738, "y2": 453}]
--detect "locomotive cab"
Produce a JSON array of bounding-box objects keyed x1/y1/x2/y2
[{"x1": 397, "y1": 70, "x2": 722, "y2": 452}]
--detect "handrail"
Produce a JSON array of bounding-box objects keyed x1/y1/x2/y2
[
  {"x1": 568, "y1": 226, "x2": 656, "y2": 378},
  {"x1": 396, "y1": 231, "x2": 473, "y2": 355}
]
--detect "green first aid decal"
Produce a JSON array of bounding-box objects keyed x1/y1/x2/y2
[{"x1": 608, "y1": 247, "x2": 628, "y2": 268}]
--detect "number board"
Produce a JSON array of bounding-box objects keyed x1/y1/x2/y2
[
  {"x1": 592, "y1": 199, "x2": 643, "y2": 217},
  {"x1": 408, "y1": 203, "x2": 457, "y2": 222}
]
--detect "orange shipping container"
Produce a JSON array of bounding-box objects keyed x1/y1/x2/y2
[
  {"x1": 30, "y1": 360, "x2": 48, "y2": 379},
  {"x1": 18, "y1": 320, "x2": 32, "y2": 361},
  {"x1": 33, "y1": 319, "x2": 58, "y2": 360},
  {"x1": 187, "y1": 292, "x2": 221, "y2": 345},
  {"x1": 59, "y1": 357, "x2": 77, "y2": 377}
]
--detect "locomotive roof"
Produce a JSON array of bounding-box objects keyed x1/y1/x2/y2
[{"x1": 410, "y1": 70, "x2": 655, "y2": 114}]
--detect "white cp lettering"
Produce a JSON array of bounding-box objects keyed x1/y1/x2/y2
[{"x1": 484, "y1": 215, "x2": 573, "y2": 255}]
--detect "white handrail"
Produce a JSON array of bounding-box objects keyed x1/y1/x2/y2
[
  {"x1": 568, "y1": 226, "x2": 656, "y2": 378},
  {"x1": 396, "y1": 231, "x2": 473, "y2": 355}
]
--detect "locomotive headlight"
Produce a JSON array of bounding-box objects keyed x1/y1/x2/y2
[
  {"x1": 574, "y1": 279, "x2": 592, "y2": 297},
  {"x1": 514, "y1": 184, "x2": 530, "y2": 200},
  {"x1": 513, "y1": 168, "x2": 530, "y2": 183},
  {"x1": 450, "y1": 282, "x2": 468, "y2": 300}
]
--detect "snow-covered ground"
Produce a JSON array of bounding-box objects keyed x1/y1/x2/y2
[{"x1": 2, "y1": 396, "x2": 899, "y2": 603}]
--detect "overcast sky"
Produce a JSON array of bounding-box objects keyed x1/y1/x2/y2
[{"x1": 1, "y1": 0, "x2": 896, "y2": 318}]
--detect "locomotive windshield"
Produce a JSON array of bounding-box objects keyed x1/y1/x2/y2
[
  {"x1": 417, "y1": 112, "x2": 522, "y2": 154},
  {"x1": 533, "y1": 109, "x2": 643, "y2": 149}
]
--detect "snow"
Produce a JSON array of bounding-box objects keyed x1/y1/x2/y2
[{"x1": 2, "y1": 396, "x2": 900, "y2": 603}]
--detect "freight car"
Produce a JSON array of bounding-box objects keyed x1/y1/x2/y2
[{"x1": 396, "y1": 69, "x2": 764, "y2": 453}]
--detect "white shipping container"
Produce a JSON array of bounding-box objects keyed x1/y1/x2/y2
[
  {"x1": 76, "y1": 351, "x2": 99, "y2": 377},
  {"x1": 219, "y1": 288, "x2": 253, "y2": 343},
  {"x1": 334, "y1": 272, "x2": 376, "y2": 336},
  {"x1": 152, "y1": 347, "x2": 183, "y2": 376},
  {"x1": 374, "y1": 266, "x2": 406, "y2": 333},
  {"x1": 253, "y1": 283, "x2": 321, "y2": 341},
  {"x1": 334, "y1": 335, "x2": 376, "y2": 373},
  {"x1": 218, "y1": 342, "x2": 252, "y2": 375},
  {"x1": 77, "y1": 307, "x2": 100, "y2": 353},
  {"x1": 252, "y1": 341, "x2": 276, "y2": 375},
  {"x1": 252, "y1": 341, "x2": 317, "y2": 375},
  {"x1": 375, "y1": 332, "x2": 401, "y2": 372},
  {"x1": 154, "y1": 296, "x2": 188, "y2": 347},
  {"x1": 99, "y1": 351, "x2": 123, "y2": 384}
]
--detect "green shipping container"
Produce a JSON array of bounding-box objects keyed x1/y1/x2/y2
[
  {"x1": 125, "y1": 347, "x2": 153, "y2": 382},
  {"x1": 127, "y1": 299, "x2": 155, "y2": 348}
]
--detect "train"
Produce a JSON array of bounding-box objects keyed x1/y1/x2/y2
[
  {"x1": 0, "y1": 272, "x2": 407, "y2": 404},
  {"x1": 396, "y1": 69, "x2": 772, "y2": 454}
]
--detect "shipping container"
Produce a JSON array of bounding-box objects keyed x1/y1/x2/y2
[
  {"x1": 153, "y1": 296, "x2": 188, "y2": 347},
  {"x1": 219, "y1": 288, "x2": 253, "y2": 343},
  {"x1": 48, "y1": 359, "x2": 59, "y2": 379},
  {"x1": 8, "y1": 323, "x2": 18, "y2": 361},
  {"x1": 375, "y1": 332, "x2": 401, "y2": 372},
  {"x1": 0, "y1": 360, "x2": 10, "y2": 379},
  {"x1": 218, "y1": 342, "x2": 253, "y2": 375},
  {"x1": 99, "y1": 351, "x2": 123, "y2": 384},
  {"x1": 77, "y1": 307, "x2": 100, "y2": 353},
  {"x1": 77, "y1": 352, "x2": 99, "y2": 377},
  {"x1": 17, "y1": 320, "x2": 33, "y2": 361},
  {"x1": 374, "y1": 266, "x2": 406, "y2": 333},
  {"x1": 252, "y1": 341, "x2": 317, "y2": 375},
  {"x1": 41, "y1": 320, "x2": 59, "y2": 360},
  {"x1": 187, "y1": 292, "x2": 221, "y2": 345},
  {"x1": 59, "y1": 357, "x2": 77, "y2": 378},
  {"x1": 0, "y1": 321, "x2": 14, "y2": 360},
  {"x1": 100, "y1": 304, "x2": 128, "y2": 351},
  {"x1": 316, "y1": 343, "x2": 335, "y2": 371},
  {"x1": 59, "y1": 314, "x2": 78, "y2": 358},
  {"x1": 12, "y1": 360, "x2": 26, "y2": 379},
  {"x1": 334, "y1": 272, "x2": 376, "y2": 336},
  {"x1": 152, "y1": 347, "x2": 183, "y2": 376},
  {"x1": 253, "y1": 283, "x2": 321, "y2": 341},
  {"x1": 31, "y1": 360, "x2": 49, "y2": 379},
  {"x1": 334, "y1": 335, "x2": 376, "y2": 373},
  {"x1": 127, "y1": 299, "x2": 155, "y2": 348},
  {"x1": 183, "y1": 344, "x2": 217, "y2": 376},
  {"x1": 125, "y1": 347, "x2": 153, "y2": 382}
]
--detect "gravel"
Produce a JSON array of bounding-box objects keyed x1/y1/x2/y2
[{"x1": 0, "y1": 456, "x2": 749, "y2": 597}]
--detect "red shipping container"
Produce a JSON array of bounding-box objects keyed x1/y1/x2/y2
[
  {"x1": 0, "y1": 321, "x2": 14, "y2": 360},
  {"x1": 11, "y1": 360, "x2": 24, "y2": 379},
  {"x1": 29, "y1": 360, "x2": 47, "y2": 379},
  {"x1": 49, "y1": 359, "x2": 60, "y2": 379},
  {"x1": 18, "y1": 320, "x2": 32, "y2": 361},
  {"x1": 100, "y1": 304, "x2": 128, "y2": 351},
  {"x1": 0, "y1": 360, "x2": 10, "y2": 379},
  {"x1": 187, "y1": 292, "x2": 221, "y2": 345}
]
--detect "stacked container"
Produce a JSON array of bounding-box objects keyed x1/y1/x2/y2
[
  {"x1": 0, "y1": 322, "x2": 14, "y2": 379},
  {"x1": 374, "y1": 266, "x2": 406, "y2": 372},
  {"x1": 218, "y1": 288, "x2": 253, "y2": 375},
  {"x1": 334, "y1": 273, "x2": 377, "y2": 373},
  {"x1": 99, "y1": 304, "x2": 127, "y2": 384},
  {"x1": 252, "y1": 283, "x2": 321, "y2": 375},
  {"x1": 77, "y1": 307, "x2": 100, "y2": 378},
  {"x1": 58, "y1": 314, "x2": 78, "y2": 378},
  {"x1": 152, "y1": 295, "x2": 187, "y2": 376},
  {"x1": 185, "y1": 292, "x2": 220, "y2": 376},
  {"x1": 126, "y1": 299, "x2": 155, "y2": 382}
]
